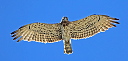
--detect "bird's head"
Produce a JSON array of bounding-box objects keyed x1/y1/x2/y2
[
  {"x1": 61, "y1": 17, "x2": 68, "y2": 21},
  {"x1": 60, "y1": 17, "x2": 70, "y2": 26}
]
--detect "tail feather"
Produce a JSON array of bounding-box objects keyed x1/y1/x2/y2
[{"x1": 63, "y1": 40, "x2": 73, "y2": 54}]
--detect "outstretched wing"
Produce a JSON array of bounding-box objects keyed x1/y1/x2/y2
[
  {"x1": 66, "y1": 15, "x2": 119, "y2": 39},
  {"x1": 11, "y1": 23, "x2": 62, "y2": 43}
]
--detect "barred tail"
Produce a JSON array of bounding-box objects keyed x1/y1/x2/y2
[{"x1": 63, "y1": 40, "x2": 73, "y2": 54}]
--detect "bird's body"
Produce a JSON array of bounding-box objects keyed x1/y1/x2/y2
[
  {"x1": 11, "y1": 15, "x2": 119, "y2": 54},
  {"x1": 61, "y1": 17, "x2": 73, "y2": 54}
]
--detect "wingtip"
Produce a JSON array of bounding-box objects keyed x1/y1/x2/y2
[
  {"x1": 11, "y1": 31, "x2": 15, "y2": 34},
  {"x1": 13, "y1": 38, "x2": 17, "y2": 40},
  {"x1": 11, "y1": 30, "x2": 18, "y2": 34},
  {"x1": 17, "y1": 39, "x2": 21, "y2": 42},
  {"x1": 115, "y1": 22, "x2": 120, "y2": 24},
  {"x1": 113, "y1": 24, "x2": 116, "y2": 27},
  {"x1": 16, "y1": 41, "x2": 20, "y2": 42},
  {"x1": 114, "y1": 18, "x2": 119, "y2": 20},
  {"x1": 11, "y1": 34, "x2": 16, "y2": 37}
]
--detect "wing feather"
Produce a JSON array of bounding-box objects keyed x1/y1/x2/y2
[
  {"x1": 66, "y1": 15, "x2": 119, "y2": 39},
  {"x1": 11, "y1": 23, "x2": 62, "y2": 43},
  {"x1": 27, "y1": 31, "x2": 33, "y2": 41}
]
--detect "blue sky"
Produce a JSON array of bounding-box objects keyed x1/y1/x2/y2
[{"x1": 0, "y1": 0, "x2": 128, "y2": 61}]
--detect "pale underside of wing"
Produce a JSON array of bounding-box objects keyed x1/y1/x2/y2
[
  {"x1": 11, "y1": 23, "x2": 62, "y2": 43},
  {"x1": 65, "y1": 15, "x2": 119, "y2": 39}
]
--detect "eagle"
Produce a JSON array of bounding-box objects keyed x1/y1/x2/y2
[{"x1": 11, "y1": 15, "x2": 119, "y2": 54}]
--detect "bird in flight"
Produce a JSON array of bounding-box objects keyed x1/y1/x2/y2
[{"x1": 11, "y1": 15, "x2": 119, "y2": 54}]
